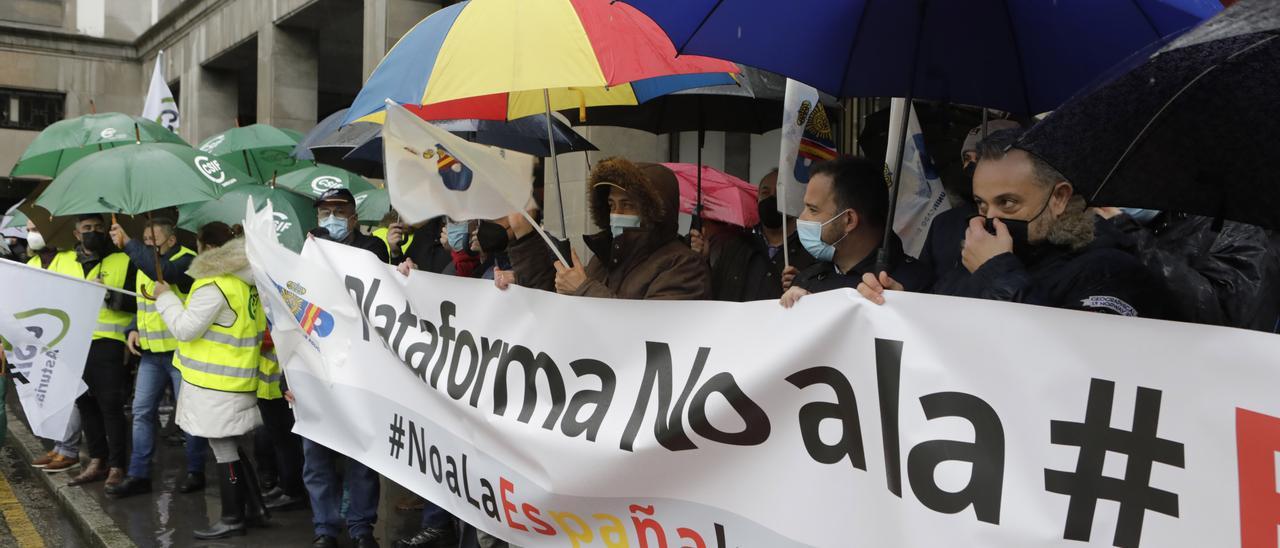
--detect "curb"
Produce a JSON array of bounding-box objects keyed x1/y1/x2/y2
[{"x1": 4, "y1": 410, "x2": 137, "y2": 548}]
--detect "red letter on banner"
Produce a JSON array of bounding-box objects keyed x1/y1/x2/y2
[{"x1": 1237, "y1": 408, "x2": 1280, "y2": 548}]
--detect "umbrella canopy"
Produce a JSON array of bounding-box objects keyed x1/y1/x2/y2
[
  {"x1": 342, "y1": 113, "x2": 597, "y2": 162},
  {"x1": 343, "y1": 0, "x2": 737, "y2": 124},
  {"x1": 274, "y1": 164, "x2": 378, "y2": 200},
  {"x1": 662, "y1": 163, "x2": 759, "y2": 228},
  {"x1": 10, "y1": 113, "x2": 189, "y2": 178},
  {"x1": 177, "y1": 186, "x2": 318, "y2": 252},
  {"x1": 562, "y1": 64, "x2": 838, "y2": 135},
  {"x1": 292, "y1": 109, "x2": 349, "y2": 160},
  {"x1": 14, "y1": 196, "x2": 176, "y2": 251},
  {"x1": 33, "y1": 143, "x2": 249, "y2": 216},
  {"x1": 354, "y1": 188, "x2": 391, "y2": 224},
  {"x1": 624, "y1": 0, "x2": 1220, "y2": 115},
  {"x1": 1018, "y1": 0, "x2": 1280, "y2": 229},
  {"x1": 197, "y1": 124, "x2": 312, "y2": 180}
]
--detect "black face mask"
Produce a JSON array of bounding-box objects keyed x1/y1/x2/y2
[
  {"x1": 476, "y1": 221, "x2": 510, "y2": 254},
  {"x1": 962, "y1": 162, "x2": 977, "y2": 190},
  {"x1": 757, "y1": 196, "x2": 784, "y2": 229},
  {"x1": 80, "y1": 231, "x2": 110, "y2": 254},
  {"x1": 975, "y1": 191, "x2": 1054, "y2": 258}
]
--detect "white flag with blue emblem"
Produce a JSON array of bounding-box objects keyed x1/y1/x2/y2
[
  {"x1": 886, "y1": 98, "x2": 950, "y2": 258},
  {"x1": 142, "y1": 50, "x2": 180, "y2": 131},
  {"x1": 382, "y1": 100, "x2": 534, "y2": 223}
]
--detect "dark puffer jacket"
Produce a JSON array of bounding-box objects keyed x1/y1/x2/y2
[
  {"x1": 575, "y1": 159, "x2": 710, "y2": 300},
  {"x1": 1108, "y1": 213, "x2": 1278, "y2": 330}
]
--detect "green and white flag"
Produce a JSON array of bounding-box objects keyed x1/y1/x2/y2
[{"x1": 142, "y1": 50, "x2": 180, "y2": 131}]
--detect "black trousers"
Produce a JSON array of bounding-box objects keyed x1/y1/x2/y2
[
  {"x1": 258, "y1": 397, "x2": 305, "y2": 497},
  {"x1": 76, "y1": 339, "x2": 130, "y2": 469}
]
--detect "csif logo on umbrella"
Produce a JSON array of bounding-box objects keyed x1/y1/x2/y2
[
  {"x1": 198, "y1": 135, "x2": 225, "y2": 153},
  {"x1": 422, "y1": 145, "x2": 473, "y2": 191},
  {"x1": 272, "y1": 212, "x2": 292, "y2": 235},
  {"x1": 310, "y1": 175, "x2": 344, "y2": 195},
  {"x1": 194, "y1": 156, "x2": 239, "y2": 187}
]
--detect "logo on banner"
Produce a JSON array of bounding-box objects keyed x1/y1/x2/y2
[
  {"x1": 4, "y1": 308, "x2": 70, "y2": 387},
  {"x1": 194, "y1": 156, "x2": 238, "y2": 187},
  {"x1": 270, "y1": 278, "x2": 334, "y2": 340},
  {"x1": 422, "y1": 145, "x2": 473, "y2": 191},
  {"x1": 792, "y1": 102, "x2": 836, "y2": 184},
  {"x1": 310, "y1": 175, "x2": 344, "y2": 195},
  {"x1": 156, "y1": 97, "x2": 179, "y2": 131}
]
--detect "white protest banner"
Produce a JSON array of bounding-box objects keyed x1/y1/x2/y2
[
  {"x1": 776, "y1": 79, "x2": 837, "y2": 218},
  {"x1": 382, "y1": 100, "x2": 534, "y2": 224},
  {"x1": 142, "y1": 50, "x2": 179, "y2": 131},
  {"x1": 0, "y1": 261, "x2": 99, "y2": 439},
  {"x1": 246, "y1": 204, "x2": 1280, "y2": 547},
  {"x1": 885, "y1": 98, "x2": 950, "y2": 258}
]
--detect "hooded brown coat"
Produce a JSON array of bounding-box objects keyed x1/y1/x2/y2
[{"x1": 574, "y1": 159, "x2": 710, "y2": 300}]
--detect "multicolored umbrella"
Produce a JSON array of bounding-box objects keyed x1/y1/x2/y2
[
  {"x1": 343, "y1": 0, "x2": 738, "y2": 124},
  {"x1": 274, "y1": 164, "x2": 377, "y2": 201},
  {"x1": 10, "y1": 113, "x2": 189, "y2": 178},
  {"x1": 197, "y1": 124, "x2": 313, "y2": 181},
  {"x1": 662, "y1": 163, "x2": 759, "y2": 228},
  {"x1": 177, "y1": 185, "x2": 318, "y2": 252},
  {"x1": 34, "y1": 143, "x2": 249, "y2": 216}
]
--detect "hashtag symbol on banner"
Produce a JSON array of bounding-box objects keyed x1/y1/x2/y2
[
  {"x1": 388, "y1": 414, "x2": 406, "y2": 460},
  {"x1": 1044, "y1": 378, "x2": 1185, "y2": 548}
]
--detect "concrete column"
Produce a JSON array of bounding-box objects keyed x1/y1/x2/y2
[
  {"x1": 362, "y1": 0, "x2": 439, "y2": 82},
  {"x1": 182, "y1": 65, "x2": 237, "y2": 145},
  {"x1": 257, "y1": 23, "x2": 317, "y2": 132}
]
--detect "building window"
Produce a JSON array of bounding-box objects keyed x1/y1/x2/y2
[{"x1": 0, "y1": 89, "x2": 65, "y2": 131}]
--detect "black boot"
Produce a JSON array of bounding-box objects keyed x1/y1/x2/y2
[
  {"x1": 193, "y1": 462, "x2": 247, "y2": 540},
  {"x1": 237, "y1": 449, "x2": 271, "y2": 527}
]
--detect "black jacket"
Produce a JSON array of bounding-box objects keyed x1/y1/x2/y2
[
  {"x1": 796, "y1": 233, "x2": 930, "y2": 294},
  {"x1": 916, "y1": 205, "x2": 976, "y2": 295},
  {"x1": 1109, "y1": 213, "x2": 1277, "y2": 330},
  {"x1": 124, "y1": 240, "x2": 196, "y2": 293},
  {"x1": 708, "y1": 228, "x2": 817, "y2": 302},
  {"x1": 934, "y1": 234, "x2": 1167, "y2": 318},
  {"x1": 344, "y1": 231, "x2": 391, "y2": 264},
  {"x1": 400, "y1": 219, "x2": 454, "y2": 274}
]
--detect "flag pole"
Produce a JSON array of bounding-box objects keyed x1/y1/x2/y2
[{"x1": 876, "y1": 0, "x2": 929, "y2": 274}]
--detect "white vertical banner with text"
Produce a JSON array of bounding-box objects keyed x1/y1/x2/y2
[
  {"x1": 0, "y1": 261, "x2": 98, "y2": 439},
  {"x1": 246, "y1": 203, "x2": 1280, "y2": 548}
]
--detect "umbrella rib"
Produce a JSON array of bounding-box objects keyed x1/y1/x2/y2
[
  {"x1": 1128, "y1": 0, "x2": 1163, "y2": 43},
  {"x1": 837, "y1": 0, "x2": 877, "y2": 97},
  {"x1": 674, "y1": 0, "x2": 727, "y2": 54},
  {"x1": 999, "y1": 0, "x2": 1035, "y2": 115},
  {"x1": 1092, "y1": 35, "x2": 1278, "y2": 201}
]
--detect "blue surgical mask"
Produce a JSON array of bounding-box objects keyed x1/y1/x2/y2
[
  {"x1": 797, "y1": 208, "x2": 851, "y2": 263},
  {"x1": 320, "y1": 214, "x2": 350, "y2": 241},
  {"x1": 610, "y1": 214, "x2": 641, "y2": 238},
  {"x1": 447, "y1": 221, "x2": 470, "y2": 251},
  {"x1": 1121, "y1": 207, "x2": 1161, "y2": 224}
]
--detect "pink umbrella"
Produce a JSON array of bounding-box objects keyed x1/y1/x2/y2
[{"x1": 661, "y1": 163, "x2": 759, "y2": 228}]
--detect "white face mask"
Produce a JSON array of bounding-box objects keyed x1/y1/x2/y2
[{"x1": 27, "y1": 232, "x2": 45, "y2": 251}]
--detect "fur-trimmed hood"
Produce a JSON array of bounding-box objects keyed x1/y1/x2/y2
[
  {"x1": 587, "y1": 158, "x2": 680, "y2": 240},
  {"x1": 186, "y1": 237, "x2": 252, "y2": 282}
]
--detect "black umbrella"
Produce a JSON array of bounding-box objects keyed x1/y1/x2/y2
[
  {"x1": 291, "y1": 109, "x2": 349, "y2": 160},
  {"x1": 1018, "y1": 0, "x2": 1280, "y2": 229}
]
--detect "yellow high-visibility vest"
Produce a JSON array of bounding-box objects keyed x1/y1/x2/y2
[
  {"x1": 256, "y1": 345, "x2": 282, "y2": 400},
  {"x1": 49, "y1": 250, "x2": 132, "y2": 343},
  {"x1": 172, "y1": 274, "x2": 264, "y2": 393},
  {"x1": 373, "y1": 227, "x2": 414, "y2": 256},
  {"x1": 135, "y1": 246, "x2": 196, "y2": 353}
]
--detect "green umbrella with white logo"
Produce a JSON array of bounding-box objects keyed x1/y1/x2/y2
[
  {"x1": 33, "y1": 143, "x2": 249, "y2": 216},
  {"x1": 177, "y1": 185, "x2": 317, "y2": 252},
  {"x1": 10, "y1": 113, "x2": 189, "y2": 178},
  {"x1": 197, "y1": 124, "x2": 313, "y2": 181},
  {"x1": 274, "y1": 164, "x2": 377, "y2": 200}
]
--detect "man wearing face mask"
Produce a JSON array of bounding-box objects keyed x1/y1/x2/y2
[
  {"x1": 779, "y1": 157, "x2": 928, "y2": 308},
  {"x1": 859, "y1": 129, "x2": 1164, "y2": 316},
  {"x1": 469, "y1": 216, "x2": 515, "y2": 280},
  {"x1": 311, "y1": 188, "x2": 389, "y2": 264},
  {"x1": 554, "y1": 158, "x2": 710, "y2": 300},
  {"x1": 47, "y1": 214, "x2": 137, "y2": 487},
  {"x1": 753, "y1": 169, "x2": 815, "y2": 298},
  {"x1": 1093, "y1": 207, "x2": 1277, "y2": 330}
]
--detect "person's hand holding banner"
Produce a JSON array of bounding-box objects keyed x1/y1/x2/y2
[{"x1": 858, "y1": 271, "x2": 904, "y2": 306}]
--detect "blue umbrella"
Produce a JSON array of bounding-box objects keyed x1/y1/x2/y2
[{"x1": 624, "y1": 0, "x2": 1220, "y2": 270}]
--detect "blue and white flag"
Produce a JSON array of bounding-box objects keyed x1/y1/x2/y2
[{"x1": 885, "y1": 98, "x2": 950, "y2": 258}]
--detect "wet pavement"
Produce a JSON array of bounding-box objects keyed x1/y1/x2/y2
[
  {"x1": 0, "y1": 444, "x2": 84, "y2": 547},
  {"x1": 9, "y1": 397, "x2": 429, "y2": 547}
]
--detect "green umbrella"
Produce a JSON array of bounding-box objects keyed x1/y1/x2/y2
[
  {"x1": 177, "y1": 185, "x2": 317, "y2": 252},
  {"x1": 33, "y1": 143, "x2": 250, "y2": 216},
  {"x1": 354, "y1": 188, "x2": 390, "y2": 224},
  {"x1": 1, "y1": 207, "x2": 26, "y2": 230},
  {"x1": 197, "y1": 124, "x2": 314, "y2": 181},
  {"x1": 10, "y1": 113, "x2": 189, "y2": 178},
  {"x1": 274, "y1": 164, "x2": 378, "y2": 200}
]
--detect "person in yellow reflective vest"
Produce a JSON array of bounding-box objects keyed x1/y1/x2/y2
[
  {"x1": 49, "y1": 215, "x2": 136, "y2": 489},
  {"x1": 154, "y1": 222, "x2": 269, "y2": 541},
  {"x1": 104, "y1": 217, "x2": 209, "y2": 498},
  {"x1": 19, "y1": 219, "x2": 85, "y2": 473}
]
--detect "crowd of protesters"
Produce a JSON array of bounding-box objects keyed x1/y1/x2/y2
[{"x1": 0, "y1": 122, "x2": 1275, "y2": 548}]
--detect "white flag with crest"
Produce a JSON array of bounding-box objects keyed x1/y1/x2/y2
[
  {"x1": 142, "y1": 50, "x2": 180, "y2": 131},
  {"x1": 886, "y1": 98, "x2": 950, "y2": 258},
  {"x1": 381, "y1": 100, "x2": 533, "y2": 223}
]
